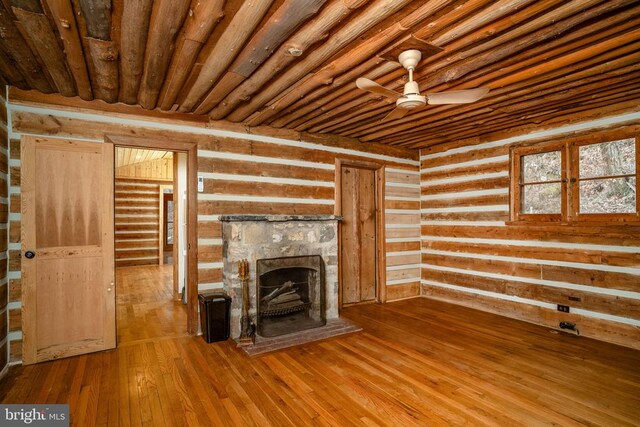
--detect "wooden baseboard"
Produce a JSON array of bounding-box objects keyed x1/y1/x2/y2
[
  {"x1": 386, "y1": 281, "x2": 420, "y2": 301},
  {"x1": 421, "y1": 286, "x2": 640, "y2": 350}
]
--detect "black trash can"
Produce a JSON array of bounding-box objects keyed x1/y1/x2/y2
[{"x1": 198, "y1": 292, "x2": 231, "y2": 343}]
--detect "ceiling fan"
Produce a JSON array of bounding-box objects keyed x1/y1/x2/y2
[{"x1": 356, "y1": 49, "x2": 490, "y2": 122}]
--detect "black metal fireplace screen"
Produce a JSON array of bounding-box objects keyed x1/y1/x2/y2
[{"x1": 256, "y1": 255, "x2": 326, "y2": 337}]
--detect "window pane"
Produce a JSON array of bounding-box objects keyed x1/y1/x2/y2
[
  {"x1": 522, "y1": 183, "x2": 561, "y2": 214},
  {"x1": 579, "y1": 138, "x2": 635, "y2": 178},
  {"x1": 523, "y1": 151, "x2": 561, "y2": 183},
  {"x1": 579, "y1": 177, "x2": 636, "y2": 214}
]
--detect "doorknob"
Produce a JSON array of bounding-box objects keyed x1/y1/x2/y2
[{"x1": 24, "y1": 251, "x2": 35, "y2": 259}]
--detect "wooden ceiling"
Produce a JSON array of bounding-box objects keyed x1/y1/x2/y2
[
  {"x1": 0, "y1": 0, "x2": 638, "y2": 150},
  {"x1": 115, "y1": 147, "x2": 171, "y2": 167}
]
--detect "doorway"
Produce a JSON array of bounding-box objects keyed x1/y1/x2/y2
[
  {"x1": 336, "y1": 159, "x2": 386, "y2": 309},
  {"x1": 107, "y1": 135, "x2": 199, "y2": 336},
  {"x1": 114, "y1": 147, "x2": 186, "y2": 343}
]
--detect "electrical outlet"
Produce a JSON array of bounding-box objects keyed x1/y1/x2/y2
[{"x1": 557, "y1": 304, "x2": 570, "y2": 313}]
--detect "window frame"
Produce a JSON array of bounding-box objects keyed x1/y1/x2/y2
[
  {"x1": 509, "y1": 129, "x2": 639, "y2": 225},
  {"x1": 570, "y1": 135, "x2": 639, "y2": 223},
  {"x1": 510, "y1": 141, "x2": 567, "y2": 223}
]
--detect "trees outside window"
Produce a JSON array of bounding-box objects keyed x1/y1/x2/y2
[{"x1": 510, "y1": 130, "x2": 638, "y2": 224}]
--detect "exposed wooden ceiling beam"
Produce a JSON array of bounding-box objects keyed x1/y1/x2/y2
[
  {"x1": 179, "y1": 0, "x2": 275, "y2": 112},
  {"x1": 44, "y1": 0, "x2": 93, "y2": 100},
  {"x1": 207, "y1": 0, "x2": 369, "y2": 120},
  {"x1": 0, "y1": 0, "x2": 637, "y2": 149},
  {"x1": 137, "y1": 0, "x2": 191, "y2": 109},
  {"x1": 118, "y1": 0, "x2": 152, "y2": 104},
  {"x1": 157, "y1": 0, "x2": 225, "y2": 110},
  {"x1": 193, "y1": 0, "x2": 328, "y2": 114}
]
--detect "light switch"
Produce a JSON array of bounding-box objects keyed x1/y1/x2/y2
[{"x1": 198, "y1": 176, "x2": 204, "y2": 192}]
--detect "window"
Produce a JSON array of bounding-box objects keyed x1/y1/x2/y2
[{"x1": 510, "y1": 131, "x2": 638, "y2": 224}]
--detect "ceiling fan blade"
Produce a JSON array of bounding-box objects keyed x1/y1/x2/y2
[
  {"x1": 356, "y1": 78, "x2": 400, "y2": 100},
  {"x1": 381, "y1": 107, "x2": 409, "y2": 122},
  {"x1": 426, "y1": 87, "x2": 490, "y2": 105}
]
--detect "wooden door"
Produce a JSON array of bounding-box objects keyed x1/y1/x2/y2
[
  {"x1": 340, "y1": 165, "x2": 377, "y2": 306},
  {"x1": 21, "y1": 136, "x2": 115, "y2": 365}
]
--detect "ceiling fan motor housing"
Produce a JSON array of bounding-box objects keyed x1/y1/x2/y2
[
  {"x1": 397, "y1": 94, "x2": 426, "y2": 110},
  {"x1": 397, "y1": 80, "x2": 426, "y2": 109}
]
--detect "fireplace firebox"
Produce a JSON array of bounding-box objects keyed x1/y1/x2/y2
[{"x1": 256, "y1": 255, "x2": 326, "y2": 337}]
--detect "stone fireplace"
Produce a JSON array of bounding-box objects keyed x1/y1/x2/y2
[
  {"x1": 256, "y1": 255, "x2": 325, "y2": 337},
  {"x1": 220, "y1": 215, "x2": 340, "y2": 340}
]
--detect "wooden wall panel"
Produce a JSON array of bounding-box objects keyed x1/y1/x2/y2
[
  {"x1": 420, "y1": 120, "x2": 640, "y2": 350},
  {"x1": 384, "y1": 168, "x2": 421, "y2": 301},
  {"x1": 115, "y1": 157, "x2": 173, "y2": 180},
  {"x1": 3, "y1": 98, "x2": 420, "y2": 359},
  {"x1": 114, "y1": 177, "x2": 165, "y2": 267},
  {"x1": 0, "y1": 92, "x2": 7, "y2": 376}
]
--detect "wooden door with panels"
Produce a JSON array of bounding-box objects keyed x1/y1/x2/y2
[
  {"x1": 21, "y1": 136, "x2": 115, "y2": 365},
  {"x1": 338, "y1": 161, "x2": 382, "y2": 307}
]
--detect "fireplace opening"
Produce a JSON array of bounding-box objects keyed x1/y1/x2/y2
[{"x1": 256, "y1": 255, "x2": 326, "y2": 337}]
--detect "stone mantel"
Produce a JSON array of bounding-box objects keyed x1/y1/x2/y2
[{"x1": 220, "y1": 215, "x2": 342, "y2": 222}]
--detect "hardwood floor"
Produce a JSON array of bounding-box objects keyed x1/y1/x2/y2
[
  {"x1": 116, "y1": 265, "x2": 187, "y2": 344},
  {"x1": 1, "y1": 297, "x2": 639, "y2": 426}
]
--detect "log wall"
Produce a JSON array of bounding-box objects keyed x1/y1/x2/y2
[
  {"x1": 114, "y1": 177, "x2": 168, "y2": 267},
  {"x1": 420, "y1": 114, "x2": 640, "y2": 350},
  {"x1": 4, "y1": 94, "x2": 420, "y2": 361},
  {"x1": 0, "y1": 90, "x2": 8, "y2": 374}
]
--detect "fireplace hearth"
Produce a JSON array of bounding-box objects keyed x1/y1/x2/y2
[{"x1": 257, "y1": 255, "x2": 325, "y2": 337}]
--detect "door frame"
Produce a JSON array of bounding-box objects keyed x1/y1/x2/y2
[
  {"x1": 106, "y1": 135, "x2": 200, "y2": 335},
  {"x1": 334, "y1": 158, "x2": 386, "y2": 309}
]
